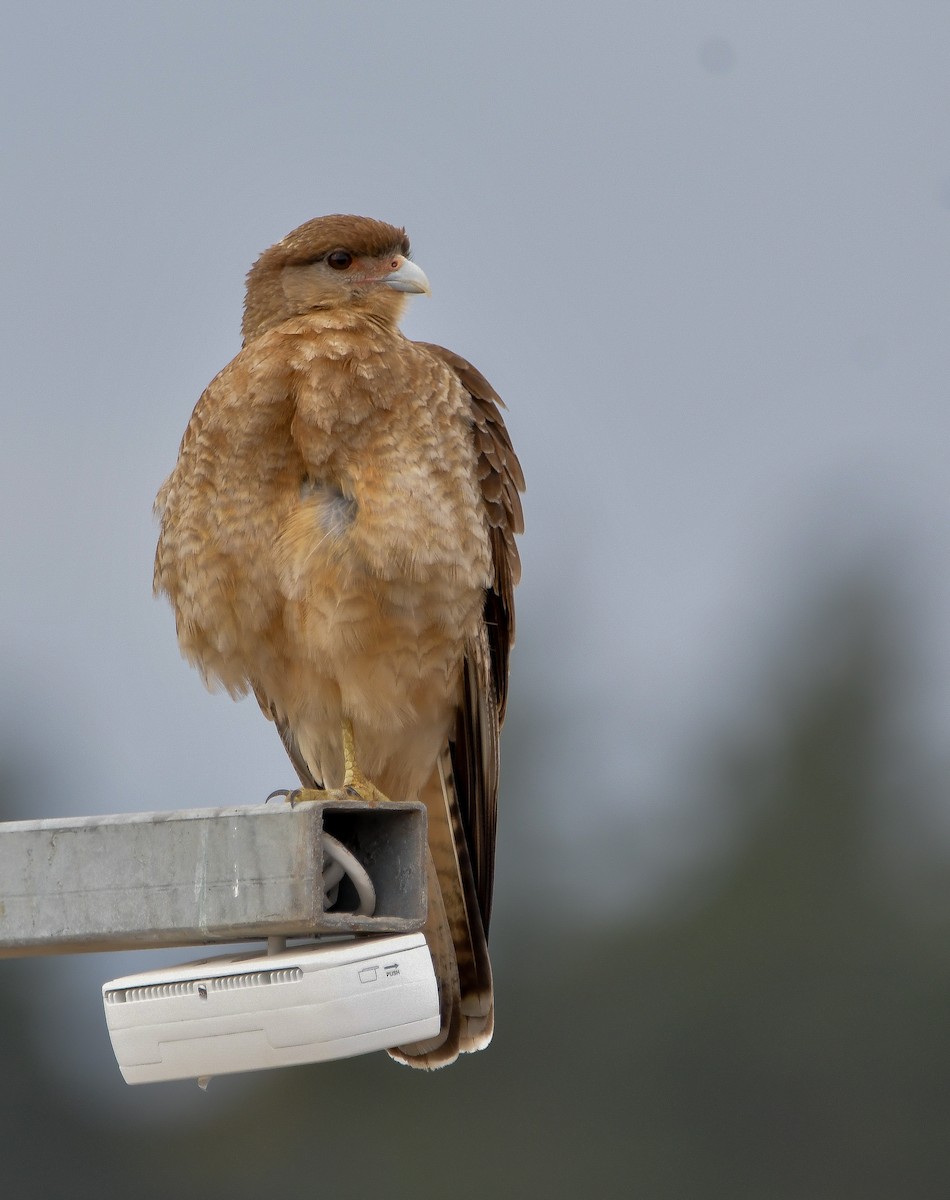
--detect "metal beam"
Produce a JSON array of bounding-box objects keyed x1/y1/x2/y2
[{"x1": 0, "y1": 800, "x2": 427, "y2": 958}]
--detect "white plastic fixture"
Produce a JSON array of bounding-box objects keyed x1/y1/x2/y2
[{"x1": 102, "y1": 933, "x2": 440, "y2": 1085}]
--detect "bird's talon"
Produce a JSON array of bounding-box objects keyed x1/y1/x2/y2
[{"x1": 275, "y1": 787, "x2": 326, "y2": 807}]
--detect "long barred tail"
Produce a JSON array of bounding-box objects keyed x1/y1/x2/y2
[{"x1": 387, "y1": 750, "x2": 494, "y2": 1068}]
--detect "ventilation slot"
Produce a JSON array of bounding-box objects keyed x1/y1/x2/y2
[
  {"x1": 207, "y1": 967, "x2": 303, "y2": 992},
  {"x1": 105, "y1": 966, "x2": 303, "y2": 1004}
]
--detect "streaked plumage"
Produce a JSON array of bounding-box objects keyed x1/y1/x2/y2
[{"x1": 154, "y1": 215, "x2": 523, "y2": 1067}]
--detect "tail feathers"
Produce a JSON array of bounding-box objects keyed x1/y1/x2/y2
[
  {"x1": 387, "y1": 851, "x2": 465, "y2": 1069},
  {"x1": 388, "y1": 757, "x2": 494, "y2": 1069}
]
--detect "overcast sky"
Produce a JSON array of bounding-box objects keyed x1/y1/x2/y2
[{"x1": 2, "y1": 3, "x2": 950, "y2": 1091}]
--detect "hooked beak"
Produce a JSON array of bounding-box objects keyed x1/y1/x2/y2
[{"x1": 382, "y1": 255, "x2": 431, "y2": 295}]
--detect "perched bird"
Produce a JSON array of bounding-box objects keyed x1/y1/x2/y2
[{"x1": 154, "y1": 215, "x2": 524, "y2": 1068}]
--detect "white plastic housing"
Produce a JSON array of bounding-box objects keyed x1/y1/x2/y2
[{"x1": 102, "y1": 933, "x2": 440, "y2": 1085}]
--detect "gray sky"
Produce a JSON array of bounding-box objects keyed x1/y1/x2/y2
[
  {"x1": 2, "y1": 0, "x2": 950, "y2": 1096},
  {"x1": 3, "y1": 0, "x2": 950, "y2": 837}
]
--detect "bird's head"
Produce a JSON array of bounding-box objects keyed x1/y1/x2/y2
[{"x1": 241, "y1": 214, "x2": 430, "y2": 343}]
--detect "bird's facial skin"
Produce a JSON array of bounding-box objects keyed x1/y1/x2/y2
[
  {"x1": 279, "y1": 251, "x2": 430, "y2": 325},
  {"x1": 313, "y1": 249, "x2": 429, "y2": 293}
]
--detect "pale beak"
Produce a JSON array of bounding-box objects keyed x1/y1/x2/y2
[{"x1": 382, "y1": 255, "x2": 431, "y2": 295}]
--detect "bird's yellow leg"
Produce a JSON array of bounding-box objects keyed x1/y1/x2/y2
[
  {"x1": 341, "y1": 716, "x2": 391, "y2": 803},
  {"x1": 272, "y1": 718, "x2": 391, "y2": 805}
]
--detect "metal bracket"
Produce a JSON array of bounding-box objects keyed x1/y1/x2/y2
[{"x1": 0, "y1": 799, "x2": 427, "y2": 958}]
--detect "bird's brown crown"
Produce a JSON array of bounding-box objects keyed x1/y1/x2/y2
[
  {"x1": 275, "y1": 214, "x2": 410, "y2": 265},
  {"x1": 242, "y1": 214, "x2": 412, "y2": 343}
]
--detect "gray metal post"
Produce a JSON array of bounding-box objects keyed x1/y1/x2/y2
[{"x1": 0, "y1": 799, "x2": 427, "y2": 958}]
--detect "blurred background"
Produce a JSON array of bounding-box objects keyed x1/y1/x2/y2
[{"x1": 2, "y1": 3, "x2": 950, "y2": 1195}]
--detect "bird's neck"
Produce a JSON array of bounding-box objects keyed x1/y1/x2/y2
[{"x1": 243, "y1": 289, "x2": 407, "y2": 347}]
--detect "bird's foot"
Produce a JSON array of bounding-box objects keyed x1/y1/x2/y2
[
  {"x1": 266, "y1": 780, "x2": 389, "y2": 805},
  {"x1": 341, "y1": 769, "x2": 391, "y2": 805},
  {"x1": 266, "y1": 718, "x2": 391, "y2": 806},
  {"x1": 267, "y1": 787, "x2": 326, "y2": 807}
]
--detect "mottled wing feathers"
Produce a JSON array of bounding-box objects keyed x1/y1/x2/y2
[
  {"x1": 453, "y1": 639, "x2": 499, "y2": 931},
  {"x1": 416, "y1": 342, "x2": 524, "y2": 932},
  {"x1": 415, "y1": 342, "x2": 524, "y2": 712}
]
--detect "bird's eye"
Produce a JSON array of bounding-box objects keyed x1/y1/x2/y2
[{"x1": 326, "y1": 250, "x2": 353, "y2": 271}]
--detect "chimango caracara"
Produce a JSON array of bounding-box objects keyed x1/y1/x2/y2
[{"x1": 154, "y1": 215, "x2": 524, "y2": 1068}]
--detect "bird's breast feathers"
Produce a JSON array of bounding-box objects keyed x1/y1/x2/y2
[
  {"x1": 282, "y1": 324, "x2": 491, "y2": 585},
  {"x1": 155, "y1": 320, "x2": 490, "y2": 695}
]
